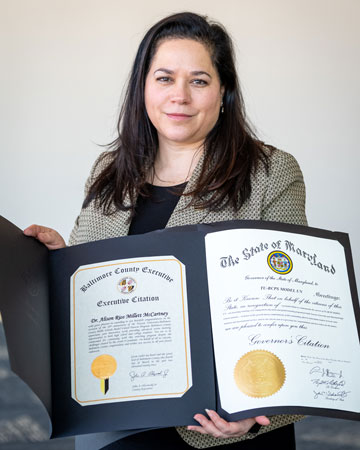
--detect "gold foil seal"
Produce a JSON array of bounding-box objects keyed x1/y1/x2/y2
[
  {"x1": 91, "y1": 354, "x2": 117, "y2": 395},
  {"x1": 234, "y1": 350, "x2": 285, "y2": 398}
]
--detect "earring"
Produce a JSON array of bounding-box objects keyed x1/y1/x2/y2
[{"x1": 220, "y1": 100, "x2": 224, "y2": 114}]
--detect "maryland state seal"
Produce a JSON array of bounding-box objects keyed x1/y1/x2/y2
[{"x1": 267, "y1": 251, "x2": 293, "y2": 274}]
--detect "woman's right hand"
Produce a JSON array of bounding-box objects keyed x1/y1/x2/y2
[{"x1": 23, "y1": 224, "x2": 66, "y2": 250}]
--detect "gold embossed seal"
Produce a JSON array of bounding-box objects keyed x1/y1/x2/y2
[
  {"x1": 234, "y1": 350, "x2": 285, "y2": 398},
  {"x1": 91, "y1": 354, "x2": 117, "y2": 395}
]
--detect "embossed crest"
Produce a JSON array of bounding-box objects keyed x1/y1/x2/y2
[
  {"x1": 117, "y1": 277, "x2": 137, "y2": 293},
  {"x1": 267, "y1": 251, "x2": 293, "y2": 274}
]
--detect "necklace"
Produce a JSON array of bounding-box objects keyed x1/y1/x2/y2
[
  {"x1": 152, "y1": 148, "x2": 202, "y2": 185},
  {"x1": 153, "y1": 169, "x2": 190, "y2": 185}
]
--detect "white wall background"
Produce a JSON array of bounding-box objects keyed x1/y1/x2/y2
[{"x1": 1, "y1": 0, "x2": 359, "y2": 282}]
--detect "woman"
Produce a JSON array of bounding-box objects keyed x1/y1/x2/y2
[{"x1": 24, "y1": 12, "x2": 306, "y2": 449}]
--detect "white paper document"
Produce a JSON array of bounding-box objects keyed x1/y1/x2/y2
[
  {"x1": 70, "y1": 256, "x2": 192, "y2": 406},
  {"x1": 205, "y1": 229, "x2": 360, "y2": 414}
]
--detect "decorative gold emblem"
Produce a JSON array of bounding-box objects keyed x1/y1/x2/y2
[
  {"x1": 91, "y1": 354, "x2": 117, "y2": 395},
  {"x1": 234, "y1": 350, "x2": 286, "y2": 397}
]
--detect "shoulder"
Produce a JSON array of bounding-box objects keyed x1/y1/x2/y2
[
  {"x1": 252, "y1": 144, "x2": 305, "y2": 194},
  {"x1": 253, "y1": 144, "x2": 307, "y2": 225},
  {"x1": 87, "y1": 151, "x2": 115, "y2": 184},
  {"x1": 261, "y1": 144, "x2": 304, "y2": 181},
  {"x1": 81, "y1": 151, "x2": 115, "y2": 198}
]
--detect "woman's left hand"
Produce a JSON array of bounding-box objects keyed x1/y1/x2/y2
[{"x1": 187, "y1": 409, "x2": 270, "y2": 439}]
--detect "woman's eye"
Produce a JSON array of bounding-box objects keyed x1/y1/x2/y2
[
  {"x1": 156, "y1": 76, "x2": 172, "y2": 83},
  {"x1": 192, "y1": 79, "x2": 208, "y2": 86}
]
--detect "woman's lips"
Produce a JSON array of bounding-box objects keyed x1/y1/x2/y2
[{"x1": 166, "y1": 113, "x2": 193, "y2": 120}]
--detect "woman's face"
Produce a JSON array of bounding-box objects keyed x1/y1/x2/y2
[{"x1": 145, "y1": 38, "x2": 223, "y2": 149}]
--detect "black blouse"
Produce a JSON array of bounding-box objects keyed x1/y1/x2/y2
[{"x1": 129, "y1": 183, "x2": 186, "y2": 235}]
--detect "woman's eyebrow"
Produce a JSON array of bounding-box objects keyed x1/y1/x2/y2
[
  {"x1": 190, "y1": 70, "x2": 212, "y2": 78},
  {"x1": 153, "y1": 68, "x2": 212, "y2": 78},
  {"x1": 154, "y1": 68, "x2": 174, "y2": 75}
]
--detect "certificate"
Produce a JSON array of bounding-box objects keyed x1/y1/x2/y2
[
  {"x1": 1, "y1": 215, "x2": 359, "y2": 441},
  {"x1": 205, "y1": 228, "x2": 360, "y2": 416},
  {"x1": 48, "y1": 230, "x2": 214, "y2": 436},
  {"x1": 70, "y1": 256, "x2": 192, "y2": 405}
]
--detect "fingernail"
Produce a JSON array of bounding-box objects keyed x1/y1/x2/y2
[{"x1": 205, "y1": 408, "x2": 211, "y2": 415}]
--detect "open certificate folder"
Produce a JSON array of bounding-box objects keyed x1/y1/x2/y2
[{"x1": 0, "y1": 216, "x2": 359, "y2": 439}]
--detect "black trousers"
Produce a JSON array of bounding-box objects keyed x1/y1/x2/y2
[{"x1": 103, "y1": 424, "x2": 296, "y2": 450}]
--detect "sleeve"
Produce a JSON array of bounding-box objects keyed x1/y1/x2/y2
[
  {"x1": 68, "y1": 152, "x2": 110, "y2": 246},
  {"x1": 68, "y1": 177, "x2": 91, "y2": 246},
  {"x1": 176, "y1": 414, "x2": 304, "y2": 448},
  {"x1": 261, "y1": 149, "x2": 307, "y2": 226}
]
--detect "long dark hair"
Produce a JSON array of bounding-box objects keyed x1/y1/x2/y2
[{"x1": 84, "y1": 12, "x2": 269, "y2": 214}]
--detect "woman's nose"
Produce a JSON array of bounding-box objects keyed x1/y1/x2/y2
[{"x1": 170, "y1": 81, "x2": 191, "y2": 104}]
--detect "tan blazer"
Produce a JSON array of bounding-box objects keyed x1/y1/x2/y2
[
  {"x1": 69, "y1": 146, "x2": 307, "y2": 246},
  {"x1": 69, "y1": 146, "x2": 307, "y2": 448}
]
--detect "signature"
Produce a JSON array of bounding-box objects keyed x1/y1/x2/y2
[
  {"x1": 129, "y1": 369, "x2": 170, "y2": 382},
  {"x1": 313, "y1": 390, "x2": 350, "y2": 401},
  {"x1": 311, "y1": 378, "x2": 346, "y2": 388},
  {"x1": 309, "y1": 366, "x2": 343, "y2": 379},
  {"x1": 309, "y1": 365, "x2": 348, "y2": 398}
]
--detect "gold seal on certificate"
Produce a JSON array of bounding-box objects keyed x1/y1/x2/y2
[
  {"x1": 91, "y1": 354, "x2": 117, "y2": 395},
  {"x1": 234, "y1": 350, "x2": 286, "y2": 398}
]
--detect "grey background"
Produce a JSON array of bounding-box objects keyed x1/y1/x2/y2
[
  {"x1": 1, "y1": 0, "x2": 360, "y2": 286},
  {"x1": 1, "y1": 323, "x2": 359, "y2": 450}
]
